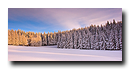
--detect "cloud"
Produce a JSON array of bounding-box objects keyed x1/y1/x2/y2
[
  {"x1": 8, "y1": 8, "x2": 122, "y2": 31},
  {"x1": 41, "y1": 8, "x2": 122, "y2": 29}
]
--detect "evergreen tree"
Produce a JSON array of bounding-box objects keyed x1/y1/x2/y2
[
  {"x1": 53, "y1": 31, "x2": 57, "y2": 44},
  {"x1": 77, "y1": 31, "x2": 82, "y2": 49},
  {"x1": 19, "y1": 32, "x2": 23, "y2": 45},
  {"x1": 8, "y1": 30, "x2": 12, "y2": 45},
  {"x1": 57, "y1": 30, "x2": 61, "y2": 48},
  {"x1": 82, "y1": 30, "x2": 87, "y2": 49},
  {"x1": 94, "y1": 28, "x2": 100, "y2": 50},
  {"x1": 108, "y1": 29, "x2": 115, "y2": 50},
  {"x1": 119, "y1": 22, "x2": 122, "y2": 50},
  {"x1": 30, "y1": 37, "x2": 36, "y2": 46},
  {"x1": 43, "y1": 32, "x2": 47, "y2": 45},
  {"x1": 73, "y1": 30, "x2": 78, "y2": 49},
  {"x1": 22, "y1": 34, "x2": 28, "y2": 46},
  {"x1": 30, "y1": 32, "x2": 42, "y2": 46},
  {"x1": 15, "y1": 30, "x2": 19, "y2": 45},
  {"x1": 86, "y1": 28, "x2": 91, "y2": 49},
  {"x1": 114, "y1": 24, "x2": 120, "y2": 50},
  {"x1": 10, "y1": 29, "x2": 15, "y2": 45},
  {"x1": 37, "y1": 33, "x2": 42, "y2": 46}
]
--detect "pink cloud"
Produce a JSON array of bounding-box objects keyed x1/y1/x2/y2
[{"x1": 8, "y1": 8, "x2": 122, "y2": 30}]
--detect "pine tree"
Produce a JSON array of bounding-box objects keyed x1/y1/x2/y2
[
  {"x1": 73, "y1": 30, "x2": 78, "y2": 49},
  {"x1": 10, "y1": 29, "x2": 15, "y2": 45},
  {"x1": 86, "y1": 28, "x2": 91, "y2": 49},
  {"x1": 94, "y1": 28, "x2": 100, "y2": 50},
  {"x1": 43, "y1": 32, "x2": 47, "y2": 46},
  {"x1": 54, "y1": 31, "x2": 57, "y2": 44},
  {"x1": 17, "y1": 29, "x2": 21, "y2": 35},
  {"x1": 114, "y1": 24, "x2": 120, "y2": 50},
  {"x1": 119, "y1": 22, "x2": 122, "y2": 50},
  {"x1": 82, "y1": 30, "x2": 87, "y2": 49},
  {"x1": 90, "y1": 35, "x2": 94, "y2": 49},
  {"x1": 57, "y1": 30, "x2": 61, "y2": 48},
  {"x1": 8, "y1": 30, "x2": 12, "y2": 45},
  {"x1": 30, "y1": 37, "x2": 36, "y2": 46},
  {"x1": 108, "y1": 29, "x2": 115, "y2": 50},
  {"x1": 61, "y1": 33, "x2": 66, "y2": 48},
  {"x1": 22, "y1": 34, "x2": 28, "y2": 46},
  {"x1": 19, "y1": 32, "x2": 23, "y2": 45},
  {"x1": 14, "y1": 30, "x2": 19, "y2": 45},
  {"x1": 37, "y1": 33, "x2": 42, "y2": 46},
  {"x1": 31, "y1": 32, "x2": 42, "y2": 46},
  {"x1": 103, "y1": 32, "x2": 107, "y2": 50},
  {"x1": 77, "y1": 31, "x2": 82, "y2": 49}
]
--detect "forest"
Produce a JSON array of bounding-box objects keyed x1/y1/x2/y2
[{"x1": 8, "y1": 19, "x2": 122, "y2": 50}]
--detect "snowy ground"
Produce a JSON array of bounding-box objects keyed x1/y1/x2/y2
[{"x1": 8, "y1": 45, "x2": 122, "y2": 61}]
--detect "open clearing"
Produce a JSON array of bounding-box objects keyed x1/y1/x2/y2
[{"x1": 8, "y1": 45, "x2": 122, "y2": 61}]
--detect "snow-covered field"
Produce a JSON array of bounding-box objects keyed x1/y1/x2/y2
[{"x1": 8, "y1": 45, "x2": 122, "y2": 61}]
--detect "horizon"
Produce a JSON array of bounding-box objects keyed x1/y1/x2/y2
[
  {"x1": 8, "y1": 19, "x2": 122, "y2": 34},
  {"x1": 8, "y1": 8, "x2": 122, "y2": 33}
]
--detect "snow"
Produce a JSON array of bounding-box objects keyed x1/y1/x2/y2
[{"x1": 8, "y1": 45, "x2": 122, "y2": 61}]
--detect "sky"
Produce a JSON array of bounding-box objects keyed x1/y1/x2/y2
[{"x1": 8, "y1": 8, "x2": 122, "y2": 33}]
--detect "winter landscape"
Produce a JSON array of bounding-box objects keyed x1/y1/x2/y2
[
  {"x1": 8, "y1": 45, "x2": 122, "y2": 61},
  {"x1": 8, "y1": 8, "x2": 122, "y2": 61}
]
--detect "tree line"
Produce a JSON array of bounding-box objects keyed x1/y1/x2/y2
[
  {"x1": 57, "y1": 19, "x2": 122, "y2": 50},
  {"x1": 8, "y1": 30, "x2": 42, "y2": 46},
  {"x1": 8, "y1": 19, "x2": 122, "y2": 50}
]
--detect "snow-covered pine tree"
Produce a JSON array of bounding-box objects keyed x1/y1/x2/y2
[
  {"x1": 50, "y1": 32, "x2": 54, "y2": 45},
  {"x1": 42, "y1": 32, "x2": 47, "y2": 46},
  {"x1": 69, "y1": 31, "x2": 73, "y2": 49},
  {"x1": 61, "y1": 32, "x2": 66, "y2": 48},
  {"x1": 47, "y1": 32, "x2": 50, "y2": 45},
  {"x1": 86, "y1": 28, "x2": 91, "y2": 49},
  {"x1": 77, "y1": 30, "x2": 82, "y2": 49},
  {"x1": 82, "y1": 30, "x2": 87, "y2": 49},
  {"x1": 103, "y1": 26, "x2": 109, "y2": 50},
  {"x1": 114, "y1": 23, "x2": 120, "y2": 50},
  {"x1": 10, "y1": 29, "x2": 15, "y2": 45},
  {"x1": 100, "y1": 24, "x2": 104, "y2": 32},
  {"x1": 106, "y1": 21, "x2": 110, "y2": 29},
  {"x1": 90, "y1": 25, "x2": 96, "y2": 50},
  {"x1": 65, "y1": 31, "x2": 69, "y2": 48},
  {"x1": 102, "y1": 33, "x2": 107, "y2": 50},
  {"x1": 56, "y1": 32, "x2": 58, "y2": 44},
  {"x1": 99, "y1": 29, "x2": 107, "y2": 50},
  {"x1": 57, "y1": 30, "x2": 61, "y2": 48},
  {"x1": 38, "y1": 32, "x2": 42, "y2": 46},
  {"x1": 48, "y1": 32, "x2": 51, "y2": 45},
  {"x1": 8, "y1": 30, "x2": 12, "y2": 45},
  {"x1": 30, "y1": 38, "x2": 35, "y2": 46},
  {"x1": 90, "y1": 35, "x2": 94, "y2": 49},
  {"x1": 18, "y1": 32, "x2": 23, "y2": 45},
  {"x1": 108, "y1": 29, "x2": 115, "y2": 50},
  {"x1": 112, "y1": 20, "x2": 117, "y2": 50},
  {"x1": 22, "y1": 34, "x2": 28, "y2": 46},
  {"x1": 14, "y1": 30, "x2": 19, "y2": 45},
  {"x1": 73, "y1": 30, "x2": 78, "y2": 49},
  {"x1": 53, "y1": 31, "x2": 57, "y2": 45},
  {"x1": 104, "y1": 21, "x2": 111, "y2": 49},
  {"x1": 119, "y1": 21, "x2": 122, "y2": 50},
  {"x1": 94, "y1": 27, "x2": 100, "y2": 50},
  {"x1": 30, "y1": 33, "x2": 42, "y2": 46},
  {"x1": 51, "y1": 32, "x2": 54, "y2": 45}
]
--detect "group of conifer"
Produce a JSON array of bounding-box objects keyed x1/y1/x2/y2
[
  {"x1": 8, "y1": 19, "x2": 122, "y2": 50},
  {"x1": 8, "y1": 29, "x2": 42, "y2": 46}
]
